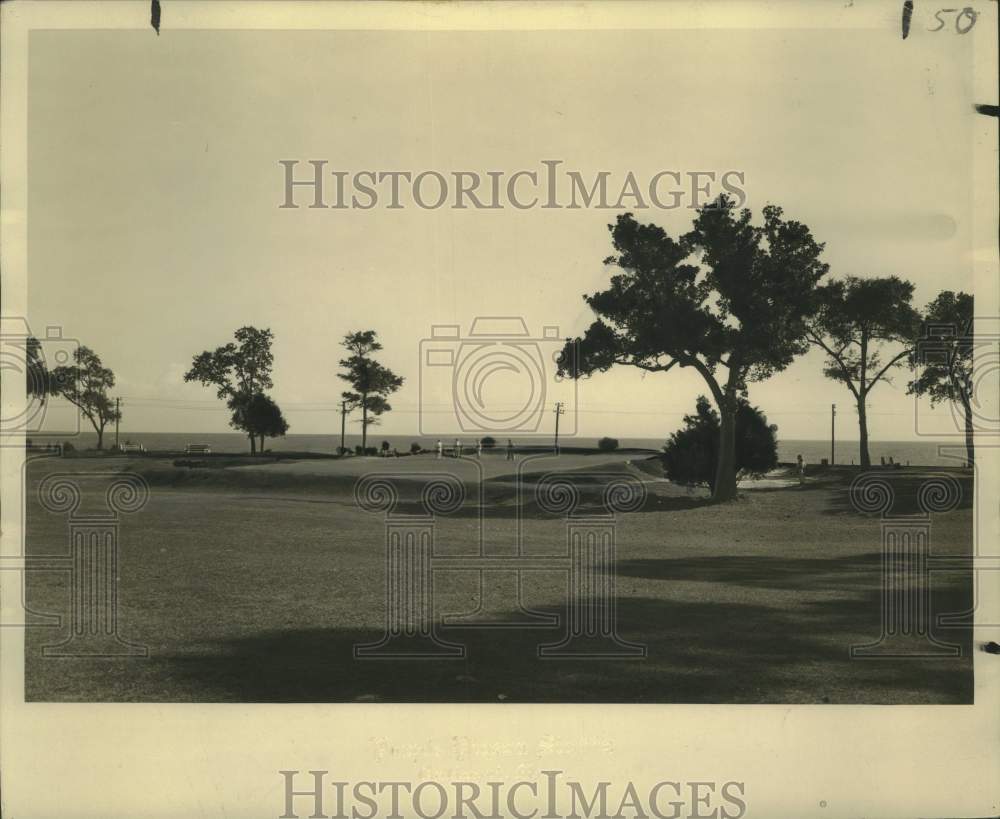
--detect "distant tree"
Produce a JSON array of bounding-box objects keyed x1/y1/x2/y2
[
  {"x1": 597, "y1": 436, "x2": 620, "y2": 452},
  {"x1": 48, "y1": 345, "x2": 121, "y2": 450},
  {"x1": 663, "y1": 396, "x2": 778, "y2": 490},
  {"x1": 410, "y1": 442, "x2": 422, "y2": 454},
  {"x1": 184, "y1": 326, "x2": 275, "y2": 454},
  {"x1": 381, "y1": 440, "x2": 391, "y2": 455},
  {"x1": 25, "y1": 336, "x2": 49, "y2": 401},
  {"x1": 338, "y1": 330, "x2": 404, "y2": 454},
  {"x1": 557, "y1": 198, "x2": 828, "y2": 501},
  {"x1": 908, "y1": 291, "x2": 975, "y2": 466},
  {"x1": 480, "y1": 436, "x2": 497, "y2": 449},
  {"x1": 806, "y1": 276, "x2": 920, "y2": 468},
  {"x1": 231, "y1": 392, "x2": 289, "y2": 453}
]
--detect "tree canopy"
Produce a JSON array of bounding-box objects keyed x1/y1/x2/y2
[
  {"x1": 908, "y1": 290, "x2": 974, "y2": 465},
  {"x1": 338, "y1": 330, "x2": 404, "y2": 453},
  {"x1": 184, "y1": 326, "x2": 277, "y2": 453},
  {"x1": 230, "y1": 391, "x2": 290, "y2": 453},
  {"x1": 48, "y1": 345, "x2": 121, "y2": 450},
  {"x1": 557, "y1": 197, "x2": 828, "y2": 500},
  {"x1": 806, "y1": 275, "x2": 920, "y2": 467}
]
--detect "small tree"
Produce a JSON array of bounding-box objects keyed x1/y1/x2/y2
[
  {"x1": 663, "y1": 396, "x2": 778, "y2": 490},
  {"x1": 49, "y1": 346, "x2": 121, "y2": 450},
  {"x1": 908, "y1": 291, "x2": 974, "y2": 466},
  {"x1": 806, "y1": 276, "x2": 920, "y2": 468},
  {"x1": 558, "y1": 198, "x2": 828, "y2": 501},
  {"x1": 338, "y1": 330, "x2": 404, "y2": 453},
  {"x1": 480, "y1": 436, "x2": 497, "y2": 449},
  {"x1": 597, "y1": 436, "x2": 620, "y2": 452},
  {"x1": 410, "y1": 442, "x2": 422, "y2": 454},
  {"x1": 184, "y1": 326, "x2": 275, "y2": 454},
  {"x1": 231, "y1": 392, "x2": 289, "y2": 453}
]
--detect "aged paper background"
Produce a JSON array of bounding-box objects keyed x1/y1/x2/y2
[{"x1": 2, "y1": 1, "x2": 997, "y2": 817}]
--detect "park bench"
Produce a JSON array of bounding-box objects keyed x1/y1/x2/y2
[
  {"x1": 184, "y1": 444, "x2": 212, "y2": 455},
  {"x1": 120, "y1": 443, "x2": 146, "y2": 453}
]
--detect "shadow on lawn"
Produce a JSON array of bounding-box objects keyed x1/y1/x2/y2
[
  {"x1": 134, "y1": 570, "x2": 972, "y2": 704},
  {"x1": 822, "y1": 471, "x2": 973, "y2": 517}
]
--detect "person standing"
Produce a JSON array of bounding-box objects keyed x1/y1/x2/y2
[
  {"x1": 454, "y1": 438, "x2": 461, "y2": 458},
  {"x1": 476, "y1": 439, "x2": 483, "y2": 459},
  {"x1": 436, "y1": 439, "x2": 443, "y2": 460},
  {"x1": 506, "y1": 439, "x2": 515, "y2": 461},
  {"x1": 796, "y1": 454, "x2": 805, "y2": 486}
]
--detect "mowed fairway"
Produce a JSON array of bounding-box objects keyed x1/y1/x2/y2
[{"x1": 24, "y1": 452, "x2": 974, "y2": 703}]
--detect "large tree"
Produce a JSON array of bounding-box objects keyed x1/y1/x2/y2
[
  {"x1": 806, "y1": 276, "x2": 919, "y2": 468},
  {"x1": 557, "y1": 198, "x2": 828, "y2": 501},
  {"x1": 184, "y1": 326, "x2": 275, "y2": 454},
  {"x1": 907, "y1": 290, "x2": 974, "y2": 467},
  {"x1": 48, "y1": 345, "x2": 121, "y2": 450},
  {"x1": 338, "y1": 330, "x2": 403, "y2": 453}
]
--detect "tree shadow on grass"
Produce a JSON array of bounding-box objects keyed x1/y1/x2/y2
[
  {"x1": 51, "y1": 575, "x2": 972, "y2": 704},
  {"x1": 822, "y1": 471, "x2": 973, "y2": 517}
]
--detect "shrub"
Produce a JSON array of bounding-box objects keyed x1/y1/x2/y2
[
  {"x1": 410, "y1": 442, "x2": 422, "y2": 454},
  {"x1": 337, "y1": 446, "x2": 349, "y2": 455},
  {"x1": 62, "y1": 441, "x2": 75, "y2": 454},
  {"x1": 480, "y1": 436, "x2": 497, "y2": 449},
  {"x1": 662, "y1": 396, "x2": 778, "y2": 490},
  {"x1": 381, "y1": 440, "x2": 391, "y2": 453},
  {"x1": 597, "y1": 437, "x2": 619, "y2": 452}
]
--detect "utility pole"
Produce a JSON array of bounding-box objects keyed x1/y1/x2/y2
[
  {"x1": 340, "y1": 400, "x2": 347, "y2": 455},
  {"x1": 831, "y1": 403, "x2": 836, "y2": 465},
  {"x1": 553, "y1": 402, "x2": 565, "y2": 454},
  {"x1": 115, "y1": 397, "x2": 121, "y2": 450}
]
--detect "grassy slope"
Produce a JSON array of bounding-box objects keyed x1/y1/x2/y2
[{"x1": 23, "y1": 454, "x2": 973, "y2": 703}]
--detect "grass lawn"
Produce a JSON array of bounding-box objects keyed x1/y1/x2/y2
[{"x1": 23, "y1": 452, "x2": 974, "y2": 703}]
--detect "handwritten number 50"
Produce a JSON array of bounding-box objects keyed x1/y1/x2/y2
[{"x1": 928, "y1": 7, "x2": 979, "y2": 34}]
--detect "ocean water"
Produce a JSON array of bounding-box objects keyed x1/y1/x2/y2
[{"x1": 34, "y1": 431, "x2": 969, "y2": 466}]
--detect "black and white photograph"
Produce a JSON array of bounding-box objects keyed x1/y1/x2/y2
[{"x1": 1, "y1": 1, "x2": 998, "y2": 817}]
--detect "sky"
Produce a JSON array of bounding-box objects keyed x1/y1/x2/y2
[{"x1": 26, "y1": 26, "x2": 978, "y2": 443}]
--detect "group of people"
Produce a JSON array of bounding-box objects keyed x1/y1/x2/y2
[{"x1": 435, "y1": 438, "x2": 516, "y2": 460}]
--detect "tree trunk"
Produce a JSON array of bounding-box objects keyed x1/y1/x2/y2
[
  {"x1": 857, "y1": 395, "x2": 871, "y2": 468},
  {"x1": 712, "y1": 402, "x2": 738, "y2": 502},
  {"x1": 95, "y1": 425, "x2": 104, "y2": 450},
  {"x1": 361, "y1": 399, "x2": 368, "y2": 453},
  {"x1": 259, "y1": 434, "x2": 265, "y2": 453},
  {"x1": 963, "y1": 398, "x2": 974, "y2": 467},
  {"x1": 248, "y1": 433, "x2": 256, "y2": 455}
]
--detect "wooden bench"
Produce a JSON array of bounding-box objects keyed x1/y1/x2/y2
[
  {"x1": 120, "y1": 443, "x2": 146, "y2": 453},
  {"x1": 184, "y1": 444, "x2": 212, "y2": 454}
]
